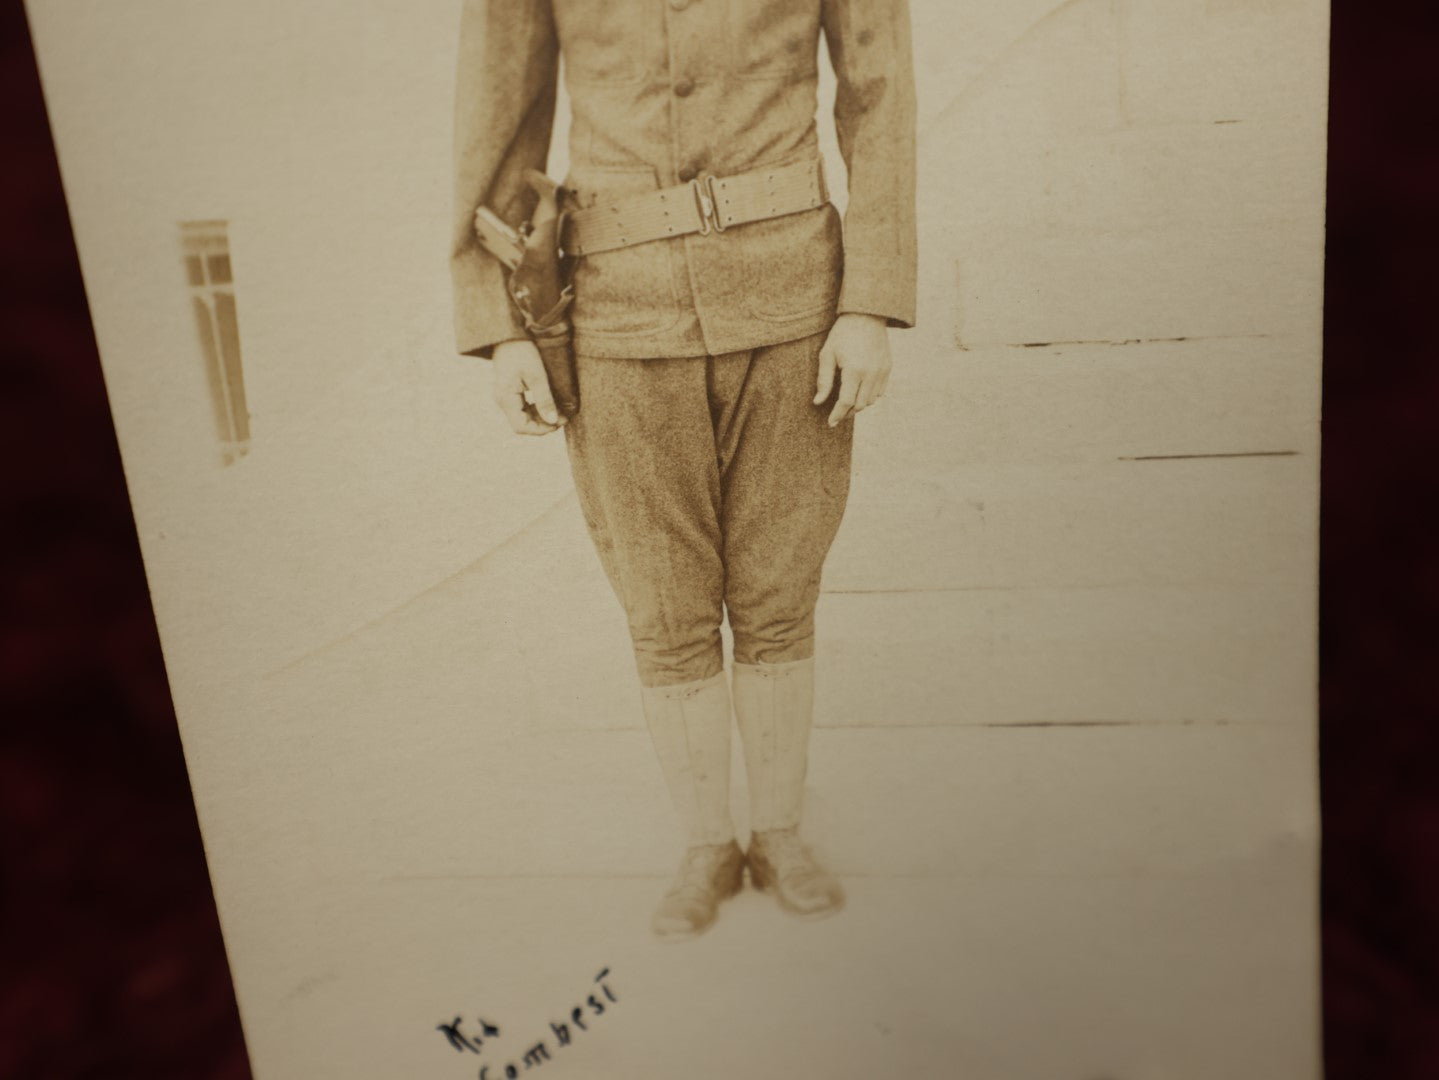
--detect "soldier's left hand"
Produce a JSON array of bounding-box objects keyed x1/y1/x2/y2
[{"x1": 814, "y1": 313, "x2": 892, "y2": 426}]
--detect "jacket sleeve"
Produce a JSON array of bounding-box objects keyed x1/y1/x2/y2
[
  {"x1": 821, "y1": 0, "x2": 918, "y2": 329},
  {"x1": 451, "y1": 0, "x2": 560, "y2": 358}
]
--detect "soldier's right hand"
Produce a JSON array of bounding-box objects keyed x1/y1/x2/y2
[{"x1": 492, "y1": 339, "x2": 565, "y2": 436}]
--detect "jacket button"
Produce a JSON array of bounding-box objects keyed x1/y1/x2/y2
[
  {"x1": 673, "y1": 77, "x2": 695, "y2": 98},
  {"x1": 677, "y1": 164, "x2": 699, "y2": 182}
]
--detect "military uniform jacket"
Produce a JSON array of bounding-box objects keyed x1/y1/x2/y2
[{"x1": 451, "y1": 0, "x2": 917, "y2": 360}]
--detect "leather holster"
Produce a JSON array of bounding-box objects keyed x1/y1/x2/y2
[{"x1": 476, "y1": 169, "x2": 580, "y2": 417}]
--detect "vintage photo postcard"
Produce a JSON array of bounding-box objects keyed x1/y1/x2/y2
[{"x1": 28, "y1": 0, "x2": 1330, "y2": 1076}]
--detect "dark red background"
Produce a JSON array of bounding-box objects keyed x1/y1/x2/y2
[{"x1": 2, "y1": 1, "x2": 1435, "y2": 1076}]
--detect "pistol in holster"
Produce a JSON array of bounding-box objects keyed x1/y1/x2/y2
[{"x1": 473, "y1": 169, "x2": 579, "y2": 417}]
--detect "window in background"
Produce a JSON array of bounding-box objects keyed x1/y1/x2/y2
[{"x1": 182, "y1": 220, "x2": 250, "y2": 465}]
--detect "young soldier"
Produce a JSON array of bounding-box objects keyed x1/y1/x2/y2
[{"x1": 452, "y1": 0, "x2": 916, "y2": 940}]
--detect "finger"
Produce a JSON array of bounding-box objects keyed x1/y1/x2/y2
[
  {"x1": 496, "y1": 388, "x2": 527, "y2": 431},
  {"x1": 515, "y1": 416, "x2": 562, "y2": 436},
  {"x1": 523, "y1": 373, "x2": 561, "y2": 426},
  {"x1": 853, "y1": 369, "x2": 880, "y2": 412},
  {"x1": 513, "y1": 401, "x2": 563, "y2": 436},
  {"x1": 875, "y1": 366, "x2": 891, "y2": 401},
  {"x1": 828, "y1": 367, "x2": 861, "y2": 426},
  {"x1": 497, "y1": 390, "x2": 556, "y2": 435},
  {"x1": 814, "y1": 346, "x2": 838, "y2": 405}
]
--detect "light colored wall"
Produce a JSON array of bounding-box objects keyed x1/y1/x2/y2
[
  {"x1": 29, "y1": 0, "x2": 1324, "y2": 679},
  {"x1": 30, "y1": 0, "x2": 568, "y2": 676},
  {"x1": 29, "y1": 3, "x2": 1328, "y2": 1077}
]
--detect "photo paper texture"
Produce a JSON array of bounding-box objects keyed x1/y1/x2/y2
[{"x1": 27, "y1": 1, "x2": 1328, "y2": 1076}]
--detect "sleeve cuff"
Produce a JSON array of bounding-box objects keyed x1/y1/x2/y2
[
  {"x1": 452, "y1": 247, "x2": 529, "y2": 358},
  {"x1": 837, "y1": 254, "x2": 917, "y2": 330}
]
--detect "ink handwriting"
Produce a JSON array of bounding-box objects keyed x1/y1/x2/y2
[
  {"x1": 436, "y1": 968, "x2": 619, "y2": 1078},
  {"x1": 437, "y1": 1016, "x2": 501, "y2": 1055}
]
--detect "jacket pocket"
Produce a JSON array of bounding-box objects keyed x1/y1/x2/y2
[
  {"x1": 566, "y1": 165, "x2": 684, "y2": 337},
  {"x1": 745, "y1": 202, "x2": 844, "y2": 323}
]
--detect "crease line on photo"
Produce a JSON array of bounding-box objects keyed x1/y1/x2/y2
[{"x1": 266, "y1": 490, "x2": 578, "y2": 680}]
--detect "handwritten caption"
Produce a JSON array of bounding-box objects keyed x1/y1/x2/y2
[{"x1": 436, "y1": 967, "x2": 618, "y2": 1078}]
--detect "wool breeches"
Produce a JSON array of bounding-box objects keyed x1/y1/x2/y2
[{"x1": 563, "y1": 330, "x2": 853, "y2": 688}]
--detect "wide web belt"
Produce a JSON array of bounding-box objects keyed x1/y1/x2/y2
[{"x1": 562, "y1": 156, "x2": 828, "y2": 257}]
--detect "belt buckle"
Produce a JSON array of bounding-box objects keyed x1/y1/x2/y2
[{"x1": 689, "y1": 174, "x2": 725, "y2": 235}]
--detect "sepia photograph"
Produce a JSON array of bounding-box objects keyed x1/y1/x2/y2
[{"x1": 18, "y1": 0, "x2": 1332, "y2": 1076}]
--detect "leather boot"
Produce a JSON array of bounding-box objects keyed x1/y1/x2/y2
[
  {"x1": 652, "y1": 840, "x2": 746, "y2": 941},
  {"x1": 746, "y1": 826, "x2": 845, "y2": 919}
]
